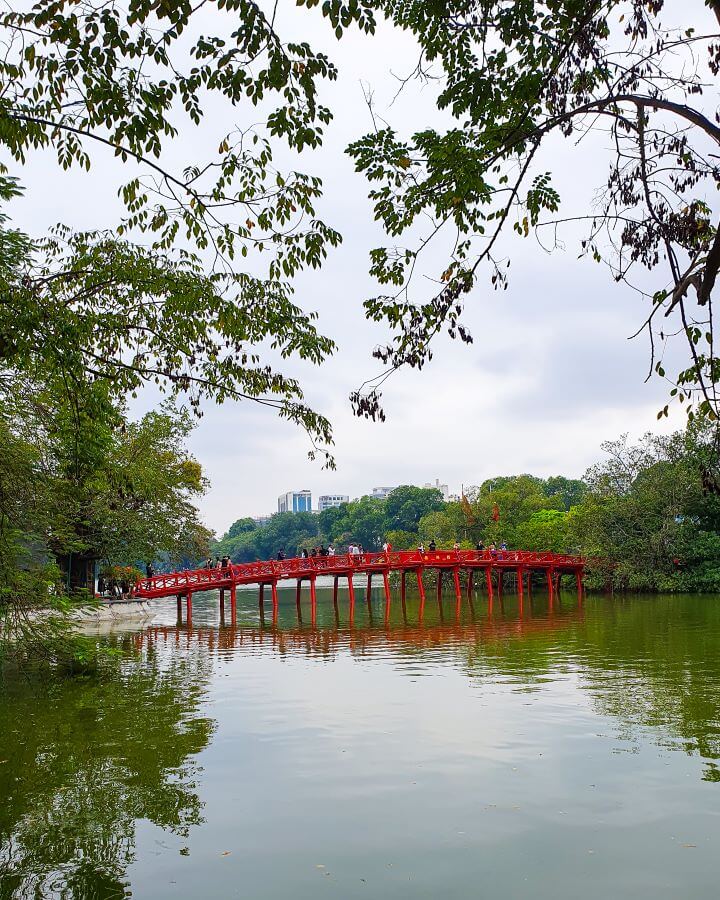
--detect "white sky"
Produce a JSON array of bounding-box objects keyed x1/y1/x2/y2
[{"x1": 6, "y1": 3, "x2": 690, "y2": 535}]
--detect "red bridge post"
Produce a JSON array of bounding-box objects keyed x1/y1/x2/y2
[
  {"x1": 310, "y1": 575, "x2": 317, "y2": 626},
  {"x1": 271, "y1": 580, "x2": 279, "y2": 625},
  {"x1": 452, "y1": 567, "x2": 461, "y2": 602},
  {"x1": 346, "y1": 573, "x2": 355, "y2": 624}
]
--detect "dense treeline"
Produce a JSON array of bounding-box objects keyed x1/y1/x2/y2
[
  {"x1": 0, "y1": 369, "x2": 211, "y2": 660},
  {"x1": 214, "y1": 424, "x2": 720, "y2": 592}
]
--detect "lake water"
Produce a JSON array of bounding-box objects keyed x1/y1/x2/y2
[{"x1": 1, "y1": 586, "x2": 720, "y2": 899}]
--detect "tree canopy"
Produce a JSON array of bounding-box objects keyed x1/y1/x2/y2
[
  {"x1": 348, "y1": 0, "x2": 720, "y2": 461},
  {"x1": 0, "y1": 0, "x2": 376, "y2": 461}
]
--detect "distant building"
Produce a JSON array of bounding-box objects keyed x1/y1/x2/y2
[
  {"x1": 278, "y1": 490, "x2": 312, "y2": 513},
  {"x1": 252, "y1": 515, "x2": 272, "y2": 527},
  {"x1": 423, "y1": 478, "x2": 450, "y2": 501},
  {"x1": 318, "y1": 494, "x2": 349, "y2": 511},
  {"x1": 371, "y1": 486, "x2": 398, "y2": 500}
]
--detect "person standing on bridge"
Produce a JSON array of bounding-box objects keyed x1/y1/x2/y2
[
  {"x1": 453, "y1": 540, "x2": 460, "y2": 552},
  {"x1": 428, "y1": 539, "x2": 436, "y2": 552},
  {"x1": 277, "y1": 549, "x2": 286, "y2": 561},
  {"x1": 328, "y1": 544, "x2": 335, "y2": 556},
  {"x1": 476, "y1": 540, "x2": 484, "y2": 552},
  {"x1": 300, "y1": 548, "x2": 308, "y2": 559},
  {"x1": 146, "y1": 562, "x2": 154, "y2": 579}
]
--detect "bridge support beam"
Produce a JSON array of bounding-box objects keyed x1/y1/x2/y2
[
  {"x1": 333, "y1": 576, "x2": 339, "y2": 605},
  {"x1": 185, "y1": 590, "x2": 192, "y2": 624},
  {"x1": 230, "y1": 583, "x2": 237, "y2": 624},
  {"x1": 219, "y1": 588, "x2": 225, "y2": 619},
  {"x1": 271, "y1": 580, "x2": 278, "y2": 625},
  {"x1": 547, "y1": 568, "x2": 555, "y2": 610},
  {"x1": 452, "y1": 567, "x2": 462, "y2": 602},
  {"x1": 400, "y1": 571, "x2": 406, "y2": 607},
  {"x1": 436, "y1": 570, "x2": 443, "y2": 602},
  {"x1": 310, "y1": 575, "x2": 317, "y2": 626},
  {"x1": 416, "y1": 569, "x2": 426, "y2": 604},
  {"x1": 176, "y1": 594, "x2": 183, "y2": 623},
  {"x1": 366, "y1": 572, "x2": 372, "y2": 602},
  {"x1": 347, "y1": 573, "x2": 355, "y2": 624},
  {"x1": 382, "y1": 570, "x2": 391, "y2": 609},
  {"x1": 417, "y1": 569, "x2": 426, "y2": 623}
]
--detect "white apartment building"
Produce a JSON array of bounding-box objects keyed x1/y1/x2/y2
[
  {"x1": 277, "y1": 490, "x2": 312, "y2": 513},
  {"x1": 317, "y1": 494, "x2": 349, "y2": 511},
  {"x1": 423, "y1": 478, "x2": 450, "y2": 500},
  {"x1": 371, "y1": 486, "x2": 398, "y2": 500}
]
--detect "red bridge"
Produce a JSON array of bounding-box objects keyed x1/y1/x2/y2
[{"x1": 135, "y1": 549, "x2": 584, "y2": 625}]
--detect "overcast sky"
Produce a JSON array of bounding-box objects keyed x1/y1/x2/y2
[{"x1": 7, "y1": 3, "x2": 689, "y2": 535}]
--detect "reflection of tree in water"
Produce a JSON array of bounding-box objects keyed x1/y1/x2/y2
[
  {"x1": 576, "y1": 598, "x2": 720, "y2": 782},
  {"x1": 0, "y1": 634, "x2": 214, "y2": 899},
  {"x1": 457, "y1": 597, "x2": 720, "y2": 782}
]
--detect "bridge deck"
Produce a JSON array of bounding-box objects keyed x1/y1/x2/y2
[{"x1": 136, "y1": 549, "x2": 583, "y2": 601}]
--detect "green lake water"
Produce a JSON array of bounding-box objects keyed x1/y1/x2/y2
[{"x1": 1, "y1": 587, "x2": 720, "y2": 899}]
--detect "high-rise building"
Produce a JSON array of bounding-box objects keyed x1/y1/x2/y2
[
  {"x1": 318, "y1": 494, "x2": 349, "y2": 511},
  {"x1": 371, "y1": 486, "x2": 398, "y2": 500},
  {"x1": 277, "y1": 490, "x2": 312, "y2": 513},
  {"x1": 423, "y1": 478, "x2": 450, "y2": 501}
]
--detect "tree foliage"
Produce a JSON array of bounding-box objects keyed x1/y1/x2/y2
[
  {"x1": 0, "y1": 0, "x2": 376, "y2": 460},
  {"x1": 0, "y1": 370, "x2": 210, "y2": 662},
  {"x1": 348, "y1": 0, "x2": 720, "y2": 457}
]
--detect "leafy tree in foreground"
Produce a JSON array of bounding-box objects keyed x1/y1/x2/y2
[
  {"x1": 348, "y1": 0, "x2": 720, "y2": 460},
  {"x1": 0, "y1": 0, "x2": 376, "y2": 461},
  {"x1": 0, "y1": 371, "x2": 210, "y2": 662},
  {"x1": 574, "y1": 423, "x2": 720, "y2": 590}
]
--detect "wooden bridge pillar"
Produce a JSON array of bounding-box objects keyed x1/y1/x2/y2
[
  {"x1": 176, "y1": 594, "x2": 183, "y2": 624},
  {"x1": 485, "y1": 567, "x2": 494, "y2": 602},
  {"x1": 333, "y1": 576, "x2": 339, "y2": 605},
  {"x1": 310, "y1": 575, "x2": 317, "y2": 626},
  {"x1": 271, "y1": 580, "x2": 279, "y2": 625},
  {"x1": 230, "y1": 583, "x2": 237, "y2": 624},
  {"x1": 366, "y1": 572, "x2": 373, "y2": 602},
  {"x1": 547, "y1": 568, "x2": 555, "y2": 610},
  {"x1": 517, "y1": 567, "x2": 524, "y2": 600},
  {"x1": 382, "y1": 570, "x2": 391, "y2": 605},
  {"x1": 400, "y1": 571, "x2": 406, "y2": 608},
  {"x1": 219, "y1": 588, "x2": 225, "y2": 620},
  {"x1": 416, "y1": 569, "x2": 426, "y2": 622},
  {"x1": 347, "y1": 573, "x2": 355, "y2": 624},
  {"x1": 185, "y1": 589, "x2": 192, "y2": 624},
  {"x1": 436, "y1": 570, "x2": 443, "y2": 603},
  {"x1": 452, "y1": 567, "x2": 462, "y2": 602}
]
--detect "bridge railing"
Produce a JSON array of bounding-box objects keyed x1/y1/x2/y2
[{"x1": 136, "y1": 549, "x2": 585, "y2": 596}]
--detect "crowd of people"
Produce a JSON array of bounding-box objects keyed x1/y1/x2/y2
[
  {"x1": 137, "y1": 541, "x2": 515, "y2": 584},
  {"x1": 196, "y1": 541, "x2": 512, "y2": 569}
]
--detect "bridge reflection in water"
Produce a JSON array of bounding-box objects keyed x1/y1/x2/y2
[
  {"x1": 135, "y1": 583, "x2": 584, "y2": 664},
  {"x1": 137, "y1": 549, "x2": 585, "y2": 627}
]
